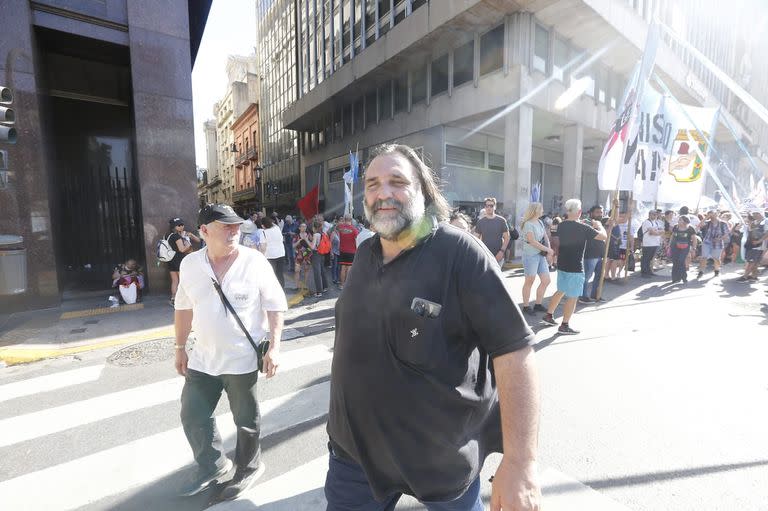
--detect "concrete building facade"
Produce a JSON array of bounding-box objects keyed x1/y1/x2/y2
[
  {"x1": 0, "y1": 0, "x2": 210, "y2": 311},
  {"x1": 211, "y1": 55, "x2": 259, "y2": 206},
  {"x1": 260, "y1": 0, "x2": 762, "y2": 231}
]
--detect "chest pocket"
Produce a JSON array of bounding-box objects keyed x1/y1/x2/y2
[
  {"x1": 389, "y1": 308, "x2": 445, "y2": 371},
  {"x1": 227, "y1": 283, "x2": 258, "y2": 310}
]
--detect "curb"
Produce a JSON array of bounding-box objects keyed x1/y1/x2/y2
[
  {"x1": 0, "y1": 326, "x2": 175, "y2": 366},
  {"x1": 0, "y1": 290, "x2": 310, "y2": 367}
]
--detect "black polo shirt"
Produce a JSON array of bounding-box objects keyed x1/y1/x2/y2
[{"x1": 327, "y1": 220, "x2": 535, "y2": 502}]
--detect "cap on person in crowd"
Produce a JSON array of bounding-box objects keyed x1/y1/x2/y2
[
  {"x1": 198, "y1": 204, "x2": 245, "y2": 226},
  {"x1": 169, "y1": 217, "x2": 185, "y2": 227},
  {"x1": 240, "y1": 219, "x2": 257, "y2": 234}
]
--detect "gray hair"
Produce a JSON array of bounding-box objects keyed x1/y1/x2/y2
[{"x1": 564, "y1": 198, "x2": 582, "y2": 215}]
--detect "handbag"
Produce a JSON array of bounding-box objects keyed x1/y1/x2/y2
[{"x1": 210, "y1": 278, "x2": 270, "y2": 372}]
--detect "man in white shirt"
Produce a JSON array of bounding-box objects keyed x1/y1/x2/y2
[
  {"x1": 640, "y1": 210, "x2": 664, "y2": 277},
  {"x1": 174, "y1": 204, "x2": 288, "y2": 502}
]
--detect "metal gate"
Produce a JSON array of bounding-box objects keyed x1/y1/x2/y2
[{"x1": 58, "y1": 158, "x2": 143, "y2": 290}]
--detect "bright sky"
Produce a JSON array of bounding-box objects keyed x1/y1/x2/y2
[{"x1": 192, "y1": 0, "x2": 256, "y2": 169}]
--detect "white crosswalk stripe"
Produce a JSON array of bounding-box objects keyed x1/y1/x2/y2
[
  {"x1": 0, "y1": 364, "x2": 104, "y2": 403},
  {"x1": 0, "y1": 336, "x2": 631, "y2": 511},
  {"x1": 0, "y1": 345, "x2": 332, "y2": 449}
]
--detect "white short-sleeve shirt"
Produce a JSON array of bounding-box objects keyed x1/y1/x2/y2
[{"x1": 175, "y1": 245, "x2": 288, "y2": 375}]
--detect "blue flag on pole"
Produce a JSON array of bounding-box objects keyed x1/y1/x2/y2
[{"x1": 344, "y1": 151, "x2": 359, "y2": 183}]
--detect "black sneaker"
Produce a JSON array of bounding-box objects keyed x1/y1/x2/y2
[
  {"x1": 578, "y1": 297, "x2": 594, "y2": 304},
  {"x1": 523, "y1": 306, "x2": 536, "y2": 316},
  {"x1": 541, "y1": 313, "x2": 557, "y2": 326},
  {"x1": 737, "y1": 276, "x2": 749, "y2": 283},
  {"x1": 696, "y1": 271, "x2": 703, "y2": 279},
  {"x1": 217, "y1": 461, "x2": 266, "y2": 501},
  {"x1": 593, "y1": 297, "x2": 607, "y2": 303},
  {"x1": 533, "y1": 304, "x2": 547, "y2": 312},
  {"x1": 558, "y1": 324, "x2": 580, "y2": 335},
  {"x1": 179, "y1": 459, "x2": 233, "y2": 497},
  {"x1": 714, "y1": 270, "x2": 720, "y2": 277}
]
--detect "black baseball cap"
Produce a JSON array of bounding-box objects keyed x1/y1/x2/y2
[
  {"x1": 198, "y1": 204, "x2": 245, "y2": 226},
  {"x1": 169, "y1": 217, "x2": 185, "y2": 226}
]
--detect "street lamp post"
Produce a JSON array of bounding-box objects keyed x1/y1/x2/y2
[
  {"x1": 265, "y1": 181, "x2": 279, "y2": 215},
  {"x1": 254, "y1": 165, "x2": 263, "y2": 214}
]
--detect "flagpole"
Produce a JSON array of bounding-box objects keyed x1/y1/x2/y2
[{"x1": 624, "y1": 192, "x2": 635, "y2": 281}]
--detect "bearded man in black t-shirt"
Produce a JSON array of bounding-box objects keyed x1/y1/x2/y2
[
  {"x1": 541, "y1": 199, "x2": 607, "y2": 335},
  {"x1": 325, "y1": 144, "x2": 541, "y2": 511}
]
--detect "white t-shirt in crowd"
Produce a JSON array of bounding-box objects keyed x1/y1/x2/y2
[
  {"x1": 175, "y1": 245, "x2": 288, "y2": 375},
  {"x1": 263, "y1": 225, "x2": 286, "y2": 259},
  {"x1": 618, "y1": 219, "x2": 642, "y2": 249},
  {"x1": 641, "y1": 219, "x2": 663, "y2": 247},
  {"x1": 356, "y1": 227, "x2": 375, "y2": 247}
]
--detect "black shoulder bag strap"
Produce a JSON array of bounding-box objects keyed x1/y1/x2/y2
[{"x1": 210, "y1": 277, "x2": 270, "y2": 371}]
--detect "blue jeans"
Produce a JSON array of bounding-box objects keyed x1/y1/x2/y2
[
  {"x1": 590, "y1": 258, "x2": 603, "y2": 298},
  {"x1": 582, "y1": 258, "x2": 600, "y2": 298},
  {"x1": 324, "y1": 449, "x2": 483, "y2": 511},
  {"x1": 331, "y1": 253, "x2": 340, "y2": 283}
]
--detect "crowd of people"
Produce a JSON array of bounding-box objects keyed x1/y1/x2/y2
[{"x1": 161, "y1": 143, "x2": 766, "y2": 510}]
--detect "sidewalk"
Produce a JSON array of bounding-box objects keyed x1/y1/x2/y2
[
  {"x1": 0, "y1": 276, "x2": 309, "y2": 366},
  {"x1": 1, "y1": 261, "x2": 762, "y2": 366}
]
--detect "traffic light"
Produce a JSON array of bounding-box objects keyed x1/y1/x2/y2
[{"x1": 0, "y1": 86, "x2": 17, "y2": 144}]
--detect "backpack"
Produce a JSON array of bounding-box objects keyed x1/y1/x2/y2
[
  {"x1": 156, "y1": 234, "x2": 176, "y2": 262},
  {"x1": 317, "y1": 232, "x2": 331, "y2": 255}
]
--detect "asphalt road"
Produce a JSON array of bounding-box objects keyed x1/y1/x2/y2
[{"x1": 0, "y1": 265, "x2": 766, "y2": 510}]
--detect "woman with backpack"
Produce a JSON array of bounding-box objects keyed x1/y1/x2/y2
[
  {"x1": 261, "y1": 216, "x2": 286, "y2": 288},
  {"x1": 670, "y1": 215, "x2": 697, "y2": 284},
  {"x1": 167, "y1": 217, "x2": 199, "y2": 306},
  {"x1": 309, "y1": 219, "x2": 330, "y2": 297}
]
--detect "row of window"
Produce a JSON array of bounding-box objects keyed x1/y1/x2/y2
[
  {"x1": 300, "y1": 23, "x2": 506, "y2": 153},
  {"x1": 298, "y1": 0, "x2": 428, "y2": 97},
  {"x1": 532, "y1": 21, "x2": 624, "y2": 109},
  {"x1": 445, "y1": 145, "x2": 505, "y2": 172}
]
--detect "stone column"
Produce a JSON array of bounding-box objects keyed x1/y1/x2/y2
[
  {"x1": 0, "y1": 3, "x2": 59, "y2": 309},
  {"x1": 127, "y1": 2, "x2": 198, "y2": 293},
  {"x1": 562, "y1": 124, "x2": 583, "y2": 202},
  {"x1": 503, "y1": 103, "x2": 533, "y2": 253}
]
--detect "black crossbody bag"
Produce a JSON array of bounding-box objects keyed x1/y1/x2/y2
[{"x1": 210, "y1": 277, "x2": 270, "y2": 372}]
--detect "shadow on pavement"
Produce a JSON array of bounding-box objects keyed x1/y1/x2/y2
[
  {"x1": 544, "y1": 459, "x2": 768, "y2": 495},
  {"x1": 103, "y1": 400, "x2": 329, "y2": 511}
]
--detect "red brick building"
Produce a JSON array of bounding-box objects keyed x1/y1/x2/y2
[{"x1": 232, "y1": 103, "x2": 261, "y2": 213}]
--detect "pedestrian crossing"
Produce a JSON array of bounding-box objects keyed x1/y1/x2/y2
[{"x1": 0, "y1": 334, "x2": 633, "y2": 511}]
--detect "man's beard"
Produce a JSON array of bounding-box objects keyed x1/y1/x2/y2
[{"x1": 364, "y1": 192, "x2": 426, "y2": 241}]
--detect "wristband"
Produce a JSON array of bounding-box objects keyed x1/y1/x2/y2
[{"x1": 174, "y1": 344, "x2": 186, "y2": 350}]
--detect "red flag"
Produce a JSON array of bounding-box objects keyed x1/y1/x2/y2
[{"x1": 297, "y1": 184, "x2": 319, "y2": 221}]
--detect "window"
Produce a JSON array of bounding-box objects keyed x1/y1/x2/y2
[
  {"x1": 379, "y1": 81, "x2": 392, "y2": 120},
  {"x1": 412, "y1": 0, "x2": 427, "y2": 9},
  {"x1": 343, "y1": 104, "x2": 352, "y2": 136},
  {"x1": 329, "y1": 167, "x2": 347, "y2": 183},
  {"x1": 379, "y1": 0, "x2": 391, "y2": 36},
  {"x1": 453, "y1": 40, "x2": 474, "y2": 87},
  {"x1": 583, "y1": 65, "x2": 596, "y2": 98},
  {"x1": 597, "y1": 67, "x2": 607, "y2": 104},
  {"x1": 488, "y1": 153, "x2": 504, "y2": 171},
  {"x1": 365, "y1": 90, "x2": 377, "y2": 127},
  {"x1": 553, "y1": 38, "x2": 569, "y2": 82},
  {"x1": 365, "y1": 0, "x2": 376, "y2": 45},
  {"x1": 412, "y1": 66, "x2": 427, "y2": 105},
  {"x1": 354, "y1": 97, "x2": 364, "y2": 132},
  {"x1": 334, "y1": 107, "x2": 343, "y2": 140},
  {"x1": 394, "y1": 0, "x2": 406, "y2": 25},
  {"x1": 431, "y1": 54, "x2": 448, "y2": 96},
  {"x1": 609, "y1": 72, "x2": 620, "y2": 110},
  {"x1": 533, "y1": 24, "x2": 548, "y2": 74},
  {"x1": 480, "y1": 24, "x2": 504, "y2": 76},
  {"x1": 446, "y1": 145, "x2": 485, "y2": 168},
  {"x1": 394, "y1": 72, "x2": 408, "y2": 113}
]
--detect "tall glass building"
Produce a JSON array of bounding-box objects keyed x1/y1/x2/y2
[{"x1": 256, "y1": 0, "x2": 302, "y2": 211}]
